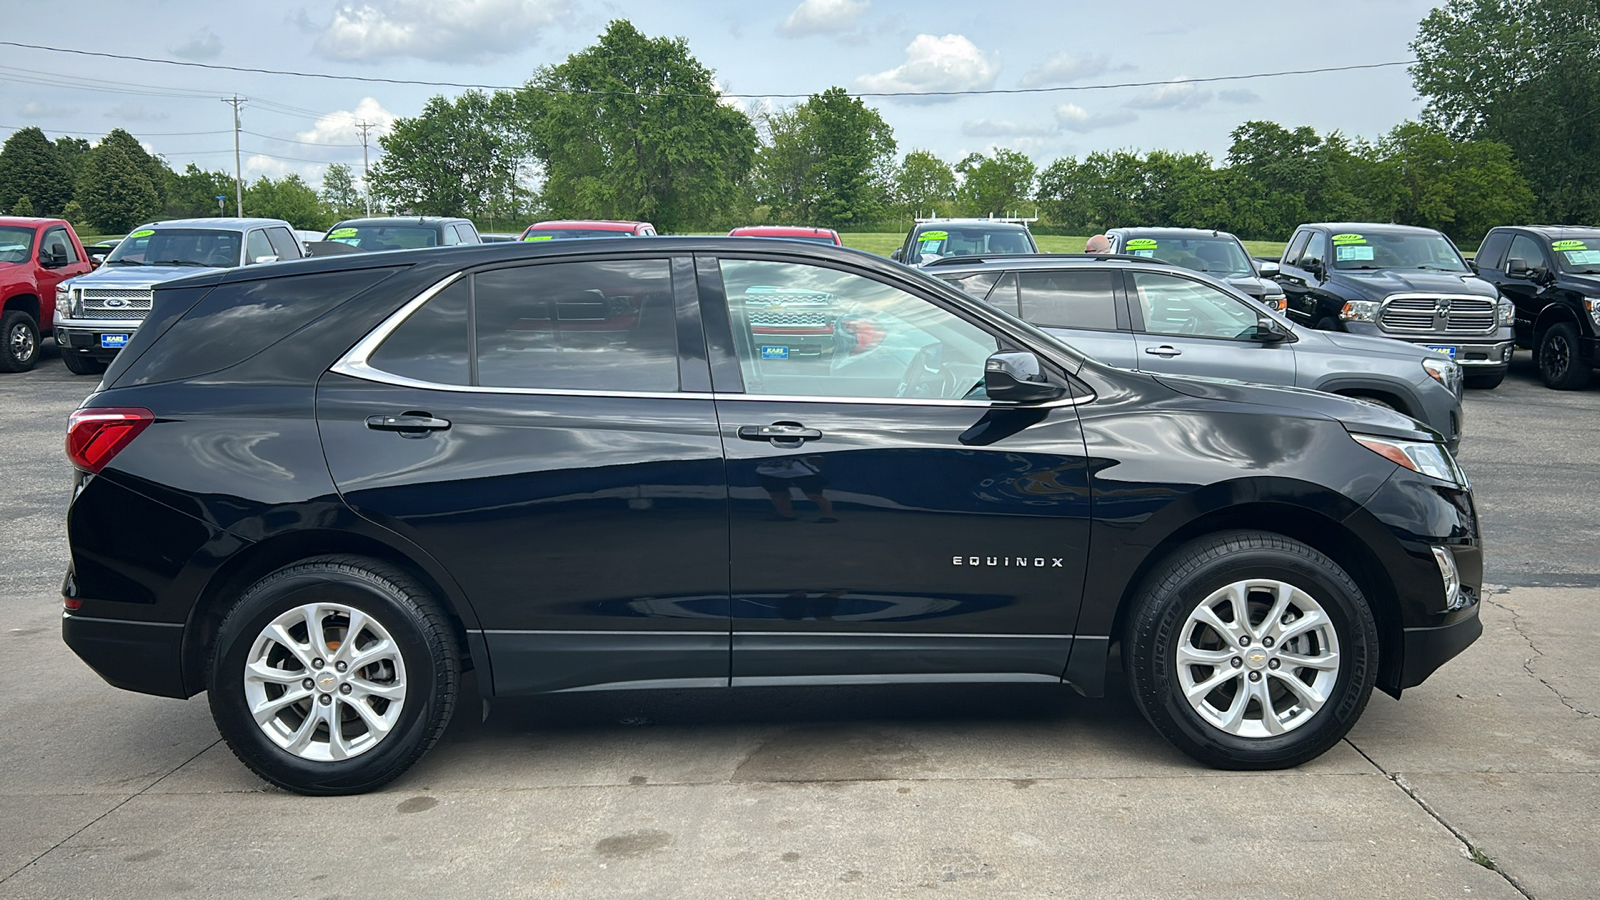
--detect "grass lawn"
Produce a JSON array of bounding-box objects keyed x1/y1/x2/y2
[{"x1": 841, "y1": 232, "x2": 1288, "y2": 260}]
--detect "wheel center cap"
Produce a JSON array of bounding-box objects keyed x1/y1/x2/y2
[
  {"x1": 1243, "y1": 648, "x2": 1271, "y2": 671},
  {"x1": 315, "y1": 671, "x2": 340, "y2": 693}
]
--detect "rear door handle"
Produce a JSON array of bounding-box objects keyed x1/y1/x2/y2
[
  {"x1": 738, "y1": 423, "x2": 822, "y2": 445},
  {"x1": 1143, "y1": 346, "x2": 1182, "y2": 358},
  {"x1": 366, "y1": 414, "x2": 451, "y2": 434}
]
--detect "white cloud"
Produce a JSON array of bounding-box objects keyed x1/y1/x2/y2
[
  {"x1": 1019, "y1": 52, "x2": 1111, "y2": 89},
  {"x1": 1127, "y1": 78, "x2": 1213, "y2": 111},
  {"x1": 170, "y1": 28, "x2": 223, "y2": 61},
  {"x1": 962, "y1": 119, "x2": 1056, "y2": 138},
  {"x1": 107, "y1": 104, "x2": 170, "y2": 123},
  {"x1": 855, "y1": 34, "x2": 998, "y2": 102},
  {"x1": 1055, "y1": 103, "x2": 1137, "y2": 133},
  {"x1": 779, "y1": 0, "x2": 869, "y2": 37},
  {"x1": 296, "y1": 98, "x2": 397, "y2": 146},
  {"x1": 1219, "y1": 88, "x2": 1261, "y2": 104},
  {"x1": 19, "y1": 101, "x2": 76, "y2": 119},
  {"x1": 245, "y1": 154, "x2": 292, "y2": 178},
  {"x1": 313, "y1": 0, "x2": 571, "y2": 63}
]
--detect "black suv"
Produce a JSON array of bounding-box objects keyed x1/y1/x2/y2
[
  {"x1": 315, "y1": 217, "x2": 483, "y2": 255},
  {"x1": 1274, "y1": 223, "x2": 1514, "y2": 388},
  {"x1": 1472, "y1": 226, "x2": 1600, "y2": 390},
  {"x1": 62, "y1": 239, "x2": 1481, "y2": 794}
]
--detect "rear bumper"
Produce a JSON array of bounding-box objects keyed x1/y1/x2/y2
[
  {"x1": 1400, "y1": 609, "x2": 1483, "y2": 689},
  {"x1": 61, "y1": 613, "x2": 190, "y2": 698}
]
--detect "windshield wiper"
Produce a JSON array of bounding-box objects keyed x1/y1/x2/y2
[
  {"x1": 1341, "y1": 265, "x2": 1383, "y2": 270},
  {"x1": 1415, "y1": 265, "x2": 1462, "y2": 272},
  {"x1": 147, "y1": 259, "x2": 213, "y2": 267},
  {"x1": 103, "y1": 259, "x2": 145, "y2": 266}
]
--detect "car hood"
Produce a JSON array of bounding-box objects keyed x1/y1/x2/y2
[
  {"x1": 1331, "y1": 269, "x2": 1498, "y2": 300},
  {"x1": 1223, "y1": 275, "x2": 1279, "y2": 298},
  {"x1": 1561, "y1": 273, "x2": 1600, "y2": 293},
  {"x1": 64, "y1": 263, "x2": 229, "y2": 290},
  {"x1": 1154, "y1": 373, "x2": 1439, "y2": 443},
  {"x1": 1315, "y1": 329, "x2": 1440, "y2": 362}
]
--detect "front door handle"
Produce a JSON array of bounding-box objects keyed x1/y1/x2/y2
[
  {"x1": 738, "y1": 423, "x2": 822, "y2": 446},
  {"x1": 1143, "y1": 345, "x2": 1182, "y2": 358},
  {"x1": 366, "y1": 413, "x2": 451, "y2": 436}
]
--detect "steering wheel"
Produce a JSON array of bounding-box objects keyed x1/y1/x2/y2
[{"x1": 896, "y1": 342, "x2": 959, "y2": 399}]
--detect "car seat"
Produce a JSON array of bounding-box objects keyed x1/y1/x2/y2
[{"x1": 988, "y1": 233, "x2": 1027, "y2": 254}]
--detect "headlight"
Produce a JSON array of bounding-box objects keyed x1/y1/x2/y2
[
  {"x1": 1497, "y1": 297, "x2": 1514, "y2": 326},
  {"x1": 1264, "y1": 291, "x2": 1287, "y2": 312},
  {"x1": 1340, "y1": 300, "x2": 1378, "y2": 322},
  {"x1": 1586, "y1": 297, "x2": 1600, "y2": 327},
  {"x1": 1422, "y1": 357, "x2": 1463, "y2": 396},
  {"x1": 55, "y1": 284, "x2": 73, "y2": 319},
  {"x1": 1351, "y1": 433, "x2": 1468, "y2": 487}
]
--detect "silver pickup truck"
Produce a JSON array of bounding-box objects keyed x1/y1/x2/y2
[{"x1": 54, "y1": 217, "x2": 303, "y2": 374}]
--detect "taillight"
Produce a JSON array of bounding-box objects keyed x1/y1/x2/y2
[{"x1": 65, "y1": 408, "x2": 154, "y2": 474}]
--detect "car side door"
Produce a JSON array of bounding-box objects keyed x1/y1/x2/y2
[
  {"x1": 700, "y1": 253, "x2": 1093, "y2": 685},
  {"x1": 316, "y1": 254, "x2": 730, "y2": 695},
  {"x1": 1276, "y1": 230, "x2": 1316, "y2": 324},
  {"x1": 1126, "y1": 269, "x2": 1297, "y2": 386},
  {"x1": 36, "y1": 226, "x2": 92, "y2": 327}
]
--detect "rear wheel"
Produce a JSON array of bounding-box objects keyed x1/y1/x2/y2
[
  {"x1": 1125, "y1": 531, "x2": 1378, "y2": 769},
  {"x1": 0, "y1": 310, "x2": 39, "y2": 372},
  {"x1": 208, "y1": 556, "x2": 460, "y2": 795},
  {"x1": 61, "y1": 351, "x2": 108, "y2": 376},
  {"x1": 1537, "y1": 323, "x2": 1590, "y2": 390}
]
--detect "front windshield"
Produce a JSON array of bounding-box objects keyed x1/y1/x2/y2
[
  {"x1": 1123, "y1": 235, "x2": 1255, "y2": 277},
  {"x1": 104, "y1": 228, "x2": 243, "y2": 267},
  {"x1": 522, "y1": 229, "x2": 634, "y2": 240},
  {"x1": 326, "y1": 225, "x2": 439, "y2": 250},
  {"x1": 912, "y1": 227, "x2": 1035, "y2": 261},
  {"x1": 1550, "y1": 236, "x2": 1600, "y2": 274},
  {"x1": 0, "y1": 226, "x2": 35, "y2": 264},
  {"x1": 1329, "y1": 230, "x2": 1469, "y2": 272}
]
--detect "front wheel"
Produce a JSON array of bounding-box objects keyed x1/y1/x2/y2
[
  {"x1": 208, "y1": 556, "x2": 460, "y2": 795},
  {"x1": 1537, "y1": 323, "x2": 1591, "y2": 390},
  {"x1": 1125, "y1": 531, "x2": 1378, "y2": 769},
  {"x1": 0, "y1": 310, "x2": 40, "y2": 373},
  {"x1": 61, "y1": 351, "x2": 108, "y2": 376}
]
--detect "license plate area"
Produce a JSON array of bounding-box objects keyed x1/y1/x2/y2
[
  {"x1": 1424, "y1": 344, "x2": 1457, "y2": 360},
  {"x1": 100, "y1": 334, "x2": 130, "y2": 349}
]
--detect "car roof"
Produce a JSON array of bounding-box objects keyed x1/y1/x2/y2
[
  {"x1": 0, "y1": 216, "x2": 71, "y2": 228},
  {"x1": 729, "y1": 225, "x2": 839, "y2": 237},
  {"x1": 912, "y1": 220, "x2": 1030, "y2": 231},
  {"x1": 330, "y1": 217, "x2": 467, "y2": 228},
  {"x1": 1301, "y1": 222, "x2": 1449, "y2": 237},
  {"x1": 926, "y1": 253, "x2": 1172, "y2": 270},
  {"x1": 1498, "y1": 225, "x2": 1600, "y2": 239},
  {"x1": 137, "y1": 218, "x2": 289, "y2": 230},
  {"x1": 1110, "y1": 227, "x2": 1242, "y2": 240},
  {"x1": 526, "y1": 219, "x2": 650, "y2": 230}
]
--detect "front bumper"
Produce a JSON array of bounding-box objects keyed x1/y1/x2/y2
[
  {"x1": 1401, "y1": 612, "x2": 1483, "y2": 689},
  {"x1": 1345, "y1": 323, "x2": 1515, "y2": 368},
  {"x1": 55, "y1": 318, "x2": 146, "y2": 357}
]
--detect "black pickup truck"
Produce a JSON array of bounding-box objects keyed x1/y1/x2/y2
[
  {"x1": 1273, "y1": 223, "x2": 1514, "y2": 388},
  {"x1": 1472, "y1": 226, "x2": 1600, "y2": 390}
]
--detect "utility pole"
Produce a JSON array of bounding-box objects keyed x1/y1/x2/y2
[
  {"x1": 222, "y1": 95, "x2": 246, "y2": 216},
  {"x1": 356, "y1": 120, "x2": 375, "y2": 216}
]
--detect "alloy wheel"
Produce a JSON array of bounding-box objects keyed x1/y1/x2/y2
[{"x1": 7, "y1": 322, "x2": 33, "y2": 364}]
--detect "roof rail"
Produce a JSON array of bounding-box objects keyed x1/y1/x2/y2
[
  {"x1": 922, "y1": 252, "x2": 1173, "y2": 267},
  {"x1": 912, "y1": 213, "x2": 1039, "y2": 225}
]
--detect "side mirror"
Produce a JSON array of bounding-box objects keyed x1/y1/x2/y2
[
  {"x1": 1505, "y1": 258, "x2": 1528, "y2": 278},
  {"x1": 984, "y1": 351, "x2": 1065, "y2": 403},
  {"x1": 890, "y1": 248, "x2": 904, "y2": 262},
  {"x1": 41, "y1": 250, "x2": 68, "y2": 268},
  {"x1": 1257, "y1": 260, "x2": 1280, "y2": 278},
  {"x1": 1252, "y1": 316, "x2": 1292, "y2": 343}
]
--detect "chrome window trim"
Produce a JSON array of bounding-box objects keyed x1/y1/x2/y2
[{"x1": 330, "y1": 270, "x2": 1096, "y2": 410}]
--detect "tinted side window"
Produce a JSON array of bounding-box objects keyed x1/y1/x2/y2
[
  {"x1": 369, "y1": 279, "x2": 470, "y2": 385},
  {"x1": 937, "y1": 270, "x2": 1001, "y2": 303},
  {"x1": 1282, "y1": 231, "x2": 1310, "y2": 266},
  {"x1": 475, "y1": 260, "x2": 677, "y2": 392},
  {"x1": 265, "y1": 227, "x2": 301, "y2": 260},
  {"x1": 1018, "y1": 269, "x2": 1118, "y2": 330},
  {"x1": 40, "y1": 227, "x2": 80, "y2": 264},
  {"x1": 245, "y1": 230, "x2": 275, "y2": 264},
  {"x1": 1132, "y1": 272, "x2": 1260, "y2": 341},
  {"x1": 442, "y1": 226, "x2": 461, "y2": 246},
  {"x1": 988, "y1": 272, "x2": 1020, "y2": 315},
  {"x1": 1300, "y1": 232, "x2": 1329, "y2": 270},
  {"x1": 456, "y1": 222, "x2": 480, "y2": 243},
  {"x1": 1475, "y1": 231, "x2": 1512, "y2": 270},
  {"x1": 1508, "y1": 234, "x2": 1548, "y2": 268}
]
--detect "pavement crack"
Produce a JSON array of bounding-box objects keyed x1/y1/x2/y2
[
  {"x1": 0, "y1": 738, "x2": 221, "y2": 886},
  {"x1": 1485, "y1": 596, "x2": 1595, "y2": 718},
  {"x1": 1344, "y1": 738, "x2": 1536, "y2": 900}
]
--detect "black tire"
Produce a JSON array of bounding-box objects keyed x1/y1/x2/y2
[
  {"x1": 61, "y1": 351, "x2": 108, "y2": 376},
  {"x1": 1463, "y1": 368, "x2": 1507, "y2": 390},
  {"x1": 1124, "y1": 530, "x2": 1378, "y2": 769},
  {"x1": 1314, "y1": 316, "x2": 1340, "y2": 332},
  {"x1": 0, "y1": 310, "x2": 40, "y2": 373},
  {"x1": 208, "y1": 555, "x2": 460, "y2": 795},
  {"x1": 1536, "y1": 323, "x2": 1591, "y2": 390},
  {"x1": 1347, "y1": 394, "x2": 1398, "y2": 413}
]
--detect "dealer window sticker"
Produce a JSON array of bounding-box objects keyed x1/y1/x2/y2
[
  {"x1": 127, "y1": 229, "x2": 156, "y2": 239},
  {"x1": 1125, "y1": 238, "x2": 1158, "y2": 251},
  {"x1": 1331, "y1": 233, "x2": 1367, "y2": 245},
  {"x1": 1336, "y1": 245, "x2": 1375, "y2": 261},
  {"x1": 1563, "y1": 250, "x2": 1600, "y2": 265},
  {"x1": 1551, "y1": 239, "x2": 1589, "y2": 251}
]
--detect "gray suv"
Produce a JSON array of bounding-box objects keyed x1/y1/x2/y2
[{"x1": 929, "y1": 254, "x2": 1465, "y2": 448}]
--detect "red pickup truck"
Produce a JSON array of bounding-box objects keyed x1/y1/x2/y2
[{"x1": 0, "y1": 217, "x2": 93, "y2": 372}]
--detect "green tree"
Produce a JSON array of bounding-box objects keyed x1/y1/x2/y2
[
  {"x1": 955, "y1": 149, "x2": 1036, "y2": 218},
  {"x1": 94, "y1": 129, "x2": 170, "y2": 210},
  {"x1": 372, "y1": 90, "x2": 522, "y2": 219},
  {"x1": 1364, "y1": 121, "x2": 1533, "y2": 241},
  {"x1": 244, "y1": 174, "x2": 328, "y2": 230},
  {"x1": 320, "y1": 163, "x2": 364, "y2": 219},
  {"x1": 1411, "y1": 0, "x2": 1600, "y2": 222},
  {"x1": 0, "y1": 127, "x2": 73, "y2": 216},
  {"x1": 894, "y1": 150, "x2": 957, "y2": 218},
  {"x1": 54, "y1": 136, "x2": 92, "y2": 185},
  {"x1": 10, "y1": 196, "x2": 35, "y2": 216},
  {"x1": 516, "y1": 19, "x2": 757, "y2": 232},
  {"x1": 754, "y1": 87, "x2": 896, "y2": 228},
  {"x1": 164, "y1": 163, "x2": 236, "y2": 218},
  {"x1": 75, "y1": 140, "x2": 161, "y2": 233}
]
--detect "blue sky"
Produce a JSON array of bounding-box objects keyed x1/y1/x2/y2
[{"x1": 2, "y1": 0, "x2": 1440, "y2": 191}]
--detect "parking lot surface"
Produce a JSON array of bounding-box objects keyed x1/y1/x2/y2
[{"x1": 1, "y1": 344, "x2": 1595, "y2": 898}]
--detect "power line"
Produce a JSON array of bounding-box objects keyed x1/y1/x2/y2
[{"x1": 0, "y1": 38, "x2": 1419, "y2": 99}]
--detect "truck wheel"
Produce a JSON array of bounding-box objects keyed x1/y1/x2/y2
[
  {"x1": 0, "y1": 310, "x2": 40, "y2": 373},
  {"x1": 1537, "y1": 323, "x2": 1591, "y2": 390},
  {"x1": 61, "y1": 352, "x2": 107, "y2": 376},
  {"x1": 1124, "y1": 530, "x2": 1378, "y2": 769},
  {"x1": 208, "y1": 556, "x2": 460, "y2": 795},
  {"x1": 1463, "y1": 368, "x2": 1506, "y2": 390}
]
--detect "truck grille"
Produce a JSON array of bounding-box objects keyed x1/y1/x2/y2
[
  {"x1": 79, "y1": 288, "x2": 153, "y2": 321},
  {"x1": 1380, "y1": 296, "x2": 1496, "y2": 334}
]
